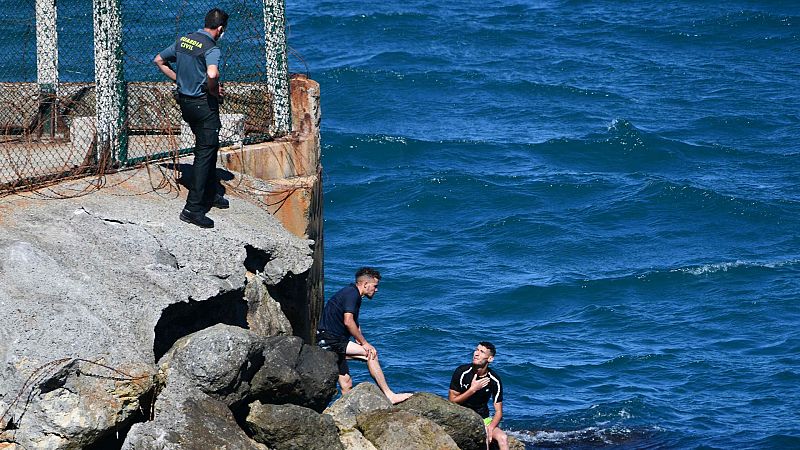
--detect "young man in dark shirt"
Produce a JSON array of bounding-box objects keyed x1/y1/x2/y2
[
  {"x1": 449, "y1": 341, "x2": 508, "y2": 450},
  {"x1": 317, "y1": 267, "x2": 411, "y2": 404}
]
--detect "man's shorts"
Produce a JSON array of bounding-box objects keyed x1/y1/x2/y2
[{"x1": 316, "y1": 330, "x2": 349, "y2": 376}]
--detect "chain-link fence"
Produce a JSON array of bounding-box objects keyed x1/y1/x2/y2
[{"x1": 0, "y1": 0, "x2": 291, "y2": 195}]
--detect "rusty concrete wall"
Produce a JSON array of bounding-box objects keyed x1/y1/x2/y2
[{"x1": 220, "y1": 74, "x2": 323, "y2": 343}]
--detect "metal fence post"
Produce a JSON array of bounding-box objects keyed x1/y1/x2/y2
[
  {"x1": 35, "y1": 0, "x2": 58, "y2": 137},
  {"x1": 93, "y1": 0, "x2": 127, "y2": 166},
  {"x1": 263, "y1": 0, "x2": 291, "y2": 136}
]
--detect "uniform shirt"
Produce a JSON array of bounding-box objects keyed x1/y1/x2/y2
[
  {"x1": 158, "y1": 29, "x2": 220, "y2": 97},
  {"x1": 450, "y1": 364, "x2": 503, "y2": 418},
  {"x1": 317, "y1": 284, "x2": 361, "y2": 339}
]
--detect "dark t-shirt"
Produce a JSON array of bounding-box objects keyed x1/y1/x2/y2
[
  {"x1": 317, "y1": 284, "x2": 361, "y2": 339},
  {"x1": 450, "y1": 364, "x2": 503, "y2": 418},
  {"x1": 159, "y1": 29, "x2": 221, "y2": 97}
]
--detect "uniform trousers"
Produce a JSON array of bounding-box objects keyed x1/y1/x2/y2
[{"x1": 178, "y1": 94, "x2": 221, "y2": 213}]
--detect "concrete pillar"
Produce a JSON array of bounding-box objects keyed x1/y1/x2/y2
[
  {"x1": 263, "y1": 0, "x2": 291, "y2": 137},
  {"x1": 93, "y1": 0, "x2": 127, "y2": 165}
]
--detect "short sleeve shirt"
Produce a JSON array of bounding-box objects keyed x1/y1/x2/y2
[
  {"x1": 450, "y1": 364, "x2": 503, "y2": 418},
  {"x1": 317, "y1": 284, "x2": 362, "y2": 339},
  {"x1": 159, "y1": 29, "x2": 221, "y2": 97}
]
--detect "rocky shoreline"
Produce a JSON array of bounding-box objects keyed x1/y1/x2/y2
[{"x1": 0, "y1": 171, "x2": 523, "y2": 449}]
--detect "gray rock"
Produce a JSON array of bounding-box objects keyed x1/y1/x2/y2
[
  {"x1": 356, "y1": 410, "x2": 459, "y2": 450},
  {"x1": 246, "y1": 401, "x2": 343, "y2": 450},
  {"x1": 0, "y1": 359, "x2": 154, "y2": 450},
  {"x1": 324, "y1": 383, "x2": 392, "y2": 431},
  {"x1": 248, "y1": 335, "x2": 337, "y2": 410},
  {"x1": 158, "y1": 324, "x2": 263, "y2": 406},
  {"x1": 294, "y1": 344, "x2": 339, "y2": 411},
  {"x1": 249, "y1": 335, "x2": 303, "y2": 403},
  {"x1": 245, "y1": 272, "x2": 293, "y2": 337},
  {"x1": 158, "y1": 326, "x2": 337, "y2": 413},
  {"x1": 0, "y1": 172, "x2": 314, "y2": 448},
  {"x1": 507, "y1": 435, "x2": 526, "y2": 450},
  {"x1": 396, "y1": 392, "x2": 486, "y2": 450},
  {"x1": 338, "y1": 430, "x2": 378, "y2": 450},
  {"x1": 122, "y1": 379, "x2": 267, "y2": 450}
]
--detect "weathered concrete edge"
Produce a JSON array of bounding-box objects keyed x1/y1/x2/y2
[{"x1": 220, "y1": 74, "x2": 323, "y2": 344}]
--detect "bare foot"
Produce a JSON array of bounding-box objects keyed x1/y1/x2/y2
[{"x1": 388, "y1": 392, "x2": 413, "y2": 404}]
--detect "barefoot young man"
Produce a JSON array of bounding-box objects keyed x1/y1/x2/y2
[
  {"x1": 316, "y1": 267, "x2": 412, "y2": 404},
  {"x1": 449, "y1": 342, "x2": 508, "y2": 450}
]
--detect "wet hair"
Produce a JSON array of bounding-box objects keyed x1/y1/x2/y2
[
  {"x1": 355, "y1": 267, "x2": 381, "y2": 282},
  {"x1": 205, "y1": 8, "x2": 229, "y2": 29},
  {"x1": 479, "y1": 341, "x2": 496, "y2": 357}
]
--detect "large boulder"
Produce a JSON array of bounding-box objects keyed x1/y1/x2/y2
[
  {"x1": 249, "y1": 335, "x2": 304, "y2": 403},
  {"x1": 395, "y1": 393, "x2": 527, "y2": 450},
  {"x1": 122, "y1": 379, "x2": 266, "y2": 450},
  {"x1": 356, "y1": 410, "x2": 459, "y2": 450},
  {"x1": 396, "y1": 392, "x2": 486, "y2": 450},
  {"x1": 293, "y1": 344, "x2": 339, "y2": 411},
  {"x1": 324, "y1": 383, "x2": 392, "y2": 431},
  {"x1": 246, "y1": 401, "x2": 343, "y2": 450},
  {"x1": 158, "y1": 324, "x2": 263, "y2": 406},
  {"x1": 158, "y1": 325, "x2": 337, "y2": 412},
  {"x1": 249, "y1": 335, "x2": 338, "y2": 411},
  {"x1": 0, "y1": 360, "x2": 153, "y2": 450}
]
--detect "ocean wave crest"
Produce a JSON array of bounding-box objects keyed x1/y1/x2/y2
[{"x1": 672, "y1": 259, "x2": 800, "y2": 276}]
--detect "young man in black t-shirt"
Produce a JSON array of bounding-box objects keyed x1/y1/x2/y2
[
  {"x1": 449, "y1": 341, "x2": 508, "y2": 450},
  {"x1": 316, "y1": 267, "x2": 412, "y2": 404}
]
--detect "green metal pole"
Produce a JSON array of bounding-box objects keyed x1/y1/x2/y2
[
  {"x1": 263, "y1": 0, "x2": 291, "y2": 137},
  {"x1": 93, "y1": 0, "x2": 128, "y2": 165},
  {"x1": 35, "y1": 0, "x2": 58, "y2": 137}
]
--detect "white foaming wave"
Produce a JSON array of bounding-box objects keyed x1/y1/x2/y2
[
  {"x1": 509, "y1": 426, "x2": 631, "y2": 445},
  {"x1": 673, "y1": 258, "x2": 799, "y2": 276}
]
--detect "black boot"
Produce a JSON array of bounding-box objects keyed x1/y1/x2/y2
[
  {"x1": 211, "y1": 194, "x2": 229, "y2": 209},
  {"x1": 179, "y1": 209, "x2": 214, "y2": 228}
]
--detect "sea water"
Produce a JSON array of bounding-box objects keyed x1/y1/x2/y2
[
  {"x1": 286, "y1": 1, "x2": 800, "y2": 448},
  {"x1": 4, "y1": 0, "x2": 798, "y2": 448}
]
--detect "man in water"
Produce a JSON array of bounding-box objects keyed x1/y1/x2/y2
[
  {"x1": 316, "y1": 267, "x2": 412, "y2": 404},
  {"x1": 449, "y1": 342, "x2": 508, "y2": 450},
  {"x1": 154, "y1": 8, "x2": 230, "y2": 228}
]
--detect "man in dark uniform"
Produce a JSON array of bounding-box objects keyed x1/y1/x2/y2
[
  {"x1": 316, "y1": 267, "x2": 412, "y2": 404},
  {"x1": 154, "y1": 8, "x2": 230, "y2": 228},
  {"x1": 449, "y1": 342, "x2": 509, "y2": 450}
]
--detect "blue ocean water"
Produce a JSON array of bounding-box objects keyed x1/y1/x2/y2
[
  {"x1": 3, "y1": 0, "x2": 798, "y2": 448},
  {"x1": 286, "y1": 1, "x2": 800, "y2": 448}
]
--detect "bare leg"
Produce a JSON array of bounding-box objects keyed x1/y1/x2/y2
[
  {"x1": 346, "y1": 342, "x2": 412, "y2": 404},
  {"x1": 487, "y1": 426, "x2": 508, "y2": 450},
  {"x1": 338, "y1": 373, "x2": 353, "y2": 395}
]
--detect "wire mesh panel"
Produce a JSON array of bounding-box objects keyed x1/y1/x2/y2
[
  {"x1": 121, "y1": 0, "x2": 283, "y2": 165},
  {"x1": 0, "y1": 0, "x2": 97, "y2": 191},
  {"x1": 0, "y1": 0, "x2": 290, "y2": 194}
]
